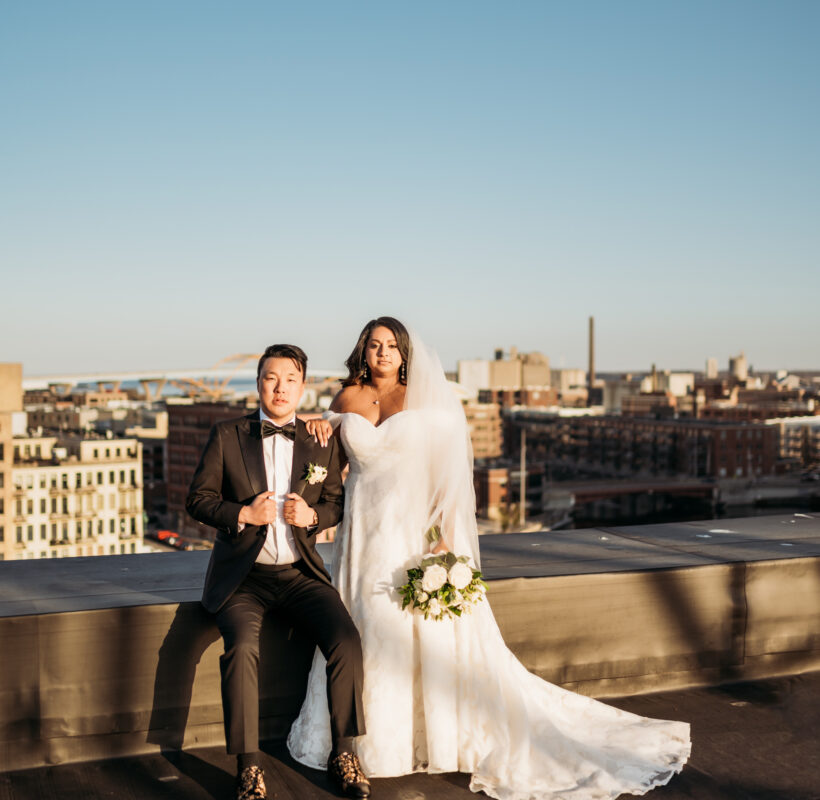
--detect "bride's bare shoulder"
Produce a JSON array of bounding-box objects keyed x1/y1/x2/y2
[{"x1": 330, "y1": 385, "x2": 369, "y2": 413}]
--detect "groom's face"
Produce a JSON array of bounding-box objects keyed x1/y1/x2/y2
[{"x1": 257, "y1": 356, "x2": 305, "y2": 424}]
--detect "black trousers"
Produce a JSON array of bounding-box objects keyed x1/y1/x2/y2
[{"x1": 214, "y1": 561, "x2": 365, "y2": 754}]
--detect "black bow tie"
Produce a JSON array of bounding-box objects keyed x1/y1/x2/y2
[{"x1": 253, "y1": 420, "x2": 296, "y2": 441}]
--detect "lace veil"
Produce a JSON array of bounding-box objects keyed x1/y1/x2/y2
[{"x1": 403, "y1": 329, "x2": 481, "y2": 567}]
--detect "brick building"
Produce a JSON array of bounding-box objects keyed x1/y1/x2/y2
[
  {"x1": 165, "y1": 399, "x2": 255, "y2": 539},
  {"x1": 506, "y1": 411, "x2": 778, "y2": 480}
]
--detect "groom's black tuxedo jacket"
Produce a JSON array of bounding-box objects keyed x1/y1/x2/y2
[{"x1": 186, "y1": 413, "x2": 345, "y2": 614}]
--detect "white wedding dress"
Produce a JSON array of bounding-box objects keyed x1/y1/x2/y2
[{"x1": 287, "y1": 404, "x2": 690, "y2": 800}]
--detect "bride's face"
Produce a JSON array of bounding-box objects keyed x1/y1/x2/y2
[{"x1": 365, "y1": 325, "x2": 402, "y2": 380}]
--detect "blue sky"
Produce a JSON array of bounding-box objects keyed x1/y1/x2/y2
[{"x1": 2, "y1": 1, "x2": 818, "y2": 375}]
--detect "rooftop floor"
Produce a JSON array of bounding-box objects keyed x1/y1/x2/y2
[{"x1": 2, "y1": 670, "x2": 819, "y2": 800}]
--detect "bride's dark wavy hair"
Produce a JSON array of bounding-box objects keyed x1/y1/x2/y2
[{"x1": 343, "y1": 316, "x2": 411, "y2": 387}]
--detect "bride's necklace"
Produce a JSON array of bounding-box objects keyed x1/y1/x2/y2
[{"x1": 369, "y1": 381, "x2": 401, "y2": 406}]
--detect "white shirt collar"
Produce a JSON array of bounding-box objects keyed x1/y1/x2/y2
[{"x1": 259, "y1": 408, "x2": 296, "y2": 427}]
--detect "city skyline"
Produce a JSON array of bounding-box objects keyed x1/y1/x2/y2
[{"x1": 2, "y1": 1, "x2": 818, "y2": 374}]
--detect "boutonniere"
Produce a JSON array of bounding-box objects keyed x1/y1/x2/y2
[{"x1": 302, "y1": 463, "x2": 328, "y2": 485}]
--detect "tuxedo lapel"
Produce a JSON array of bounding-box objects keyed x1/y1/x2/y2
[
  {"x1": 290, "y1": 419, "x2": 312, "y2": 496},
  {"x1": 237, "y1": 414, "x2": 267, "y2": 497}
]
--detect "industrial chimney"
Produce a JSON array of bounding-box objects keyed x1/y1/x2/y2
[{"x1": 588, "y1": 316, "x2": 595, "y2": 391}]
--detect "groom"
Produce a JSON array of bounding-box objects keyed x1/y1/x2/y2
[{"x1": 186, "y1": 344, "x2": 370, "y2": 800}]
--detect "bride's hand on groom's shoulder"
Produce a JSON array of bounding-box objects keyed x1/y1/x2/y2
[{"x1": 304, "y1": 417, "x2": 333, "y2": 447}]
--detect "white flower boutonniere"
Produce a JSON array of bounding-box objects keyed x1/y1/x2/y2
[{"x1": 303, "y1": 463, "x2": 328, "y2": 485}]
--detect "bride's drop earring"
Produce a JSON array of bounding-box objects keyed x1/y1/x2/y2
[
  {"x1": 400, "y1": 362, "x2": 407, "y2": 382},
  {"x1": 362, "y1": 362, "x2": 370, "y2": 382}
]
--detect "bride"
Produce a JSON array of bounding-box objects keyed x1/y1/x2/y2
[{"x1": 288, "y1": 316, "x2": 690, "y2": 800}]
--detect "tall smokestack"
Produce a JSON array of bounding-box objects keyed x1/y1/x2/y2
[{"x1": 588, "y1": 316, "x2": 595, "y2": 391}]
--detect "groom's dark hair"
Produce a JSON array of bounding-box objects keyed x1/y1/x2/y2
[{"x1": 257, "y1": 344, "x2": 307, "y2": 379}]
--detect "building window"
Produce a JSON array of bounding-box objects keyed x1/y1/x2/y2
[
  {"x1": 110, "y1": 519, "x2": 115, "y2": 533},
  {"x1": 109, "y1": 471, "x2": 115, "y2": 484},
  {"x1": 97, "y1": 519, "x2": 103, "y2": 534},
  {"x1": 40, "y1": 524, "x2": 46, "y2": 541},
  {"x1": 40, "y1": 499, "x2": 46, "y2": 514},
  {"x1": 16, "y1": 527, "x2": 23, "y2": 543},
  {"x1": 97, "y1": 471, "x2": 103, "y2": 485},
  {"x1": 0, "y1": 472, "x2": 3, "y2": 489},
  {"x1": 0, "y1": 525, "x2": 4, "y2": 542},
  {"x1": 27, "y1": 525, "x2": 33, "y2": 541},
  {"x1": 93, "y1": 449, "x2": 99, "y2": 459},
  {"x1": 26, "y1": 499, "x2": 33, "y2": 515}
]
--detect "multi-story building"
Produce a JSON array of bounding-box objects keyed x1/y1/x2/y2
[
  {"x1": 505, "y1": 410, "x2": 778, "y2": 480},
  {"x1": 166, "y1": 399, "x2": 256, "y2": 539},
  {"x1": 458, "y1": 347, "x2": 551, "y2": 397},
  {"x1": 0, "y1": 365, "x2": 24, "y2": 561},
  {"x1": 766, "y1": 416, "x2": 820, "y2": 468},
  {"x1": 463, "y1": 401, "x2": 503, "y2": 459},
  {"x1": 620, "y1": 392, "x2": 677, "y2": 419},
  {"x1": 9, "y1": 434, "x2": 144, "y2": 560},
  {"x1": 478, "y1": 387, "x2": 559, "y2": 409}
]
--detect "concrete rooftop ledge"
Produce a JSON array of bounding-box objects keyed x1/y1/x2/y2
[
  {"x1": 1, "y1": 513, "x2": 819, "y2": 617},
  {"x1": 1, "y1": 514, "x2": 819, "y2": 772}
]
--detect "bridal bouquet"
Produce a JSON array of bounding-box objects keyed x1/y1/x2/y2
[{"x1": 398, "y1": 550, "x2": 487, "y2": 620}]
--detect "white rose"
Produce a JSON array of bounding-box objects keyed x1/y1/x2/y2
[
  {"x1": 448, "y1": 562, "x2": 473, "y2": 590},
  {"x1": 421, "y1": 564, "x2": 448, "y2": 593},
  {"x1": 308, "y1": 465, "x2": 328, "y2": 484},
  {"x1": 417, "y1": 592, "x2": 429, "y2": 603},
  {"x1": 427, "y1": 598, "x2": 442, "y2": 617}
]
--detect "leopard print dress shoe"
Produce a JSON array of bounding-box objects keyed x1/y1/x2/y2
[
  {"x1": 235, "y1": 765, "x2": 267, "y2": 800},
  {"x1": 327, "y1": 751, "x2": 371, "y2": 798}
]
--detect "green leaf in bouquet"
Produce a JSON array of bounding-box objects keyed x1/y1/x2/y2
[
  {"x1": 444, "y1": 551, "x2": 457, "y2": 568},
  {"x1": 425, "y1": 525, "x2": 441, "y2": 544}
]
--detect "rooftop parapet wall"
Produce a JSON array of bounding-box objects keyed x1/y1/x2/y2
[{"x1": 1, "y1": 515, "x2": 819, "y2": 771}]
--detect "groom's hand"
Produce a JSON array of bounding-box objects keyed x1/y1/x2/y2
[
  {"x1": 284, "y1": 493, "x2": 319, "y2": 528},
  {"x1": 238, "y1": 491, "x2": 278, "y2": 526}
]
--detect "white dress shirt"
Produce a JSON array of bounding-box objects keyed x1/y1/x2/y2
[{"x1": 254, "y1": 409, "x2": 301, "y2": 565}]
